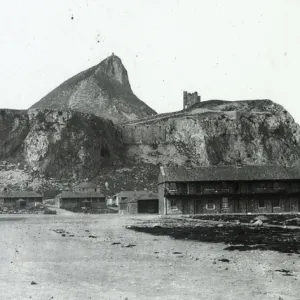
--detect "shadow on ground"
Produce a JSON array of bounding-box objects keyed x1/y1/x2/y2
[{"x1": 129, "y1": 224, "x2": 300, "y2": 254}]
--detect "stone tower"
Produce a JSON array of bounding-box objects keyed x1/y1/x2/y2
[{"x1": 183, "y1": 91, "x2": 201, "y2": 110}]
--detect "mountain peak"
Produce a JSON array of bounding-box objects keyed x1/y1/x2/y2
[
  {"x1": 29, "y1": 54, "x2": 157, "y2": 122},
  {"x1": 96, "y1": 53, "x2": 131, "y2": 88}
]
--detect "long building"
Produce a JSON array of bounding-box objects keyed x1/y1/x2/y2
[
  {"x1": 56, "y1": 181, "x2": 105, "y2": 210},
  {"x1": 0, "y1": 191, "x2": 43, "y2": 208},
  {"x1": 158, "y1": 165, "x2": 300, "y2": 215}
]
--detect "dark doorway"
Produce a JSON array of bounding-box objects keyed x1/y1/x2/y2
[
  {"x1": 283, "y1": 197, "x2": 291, "y2": 212},
  {"x1": 247, "y1": 198, "x2": 255, "y2": 213},
  {"x1": 195, "y1": 200, "x2": 203, "y2": 214},
  {"x1": 17, "y1": 199, "x2": 26, "y2": 208},
  {"x1": 100, "y1": 144, "x2": 110, "y2": 158},
  {"x1": 82, "y1": 199, "x2": 91, "y2": 208},
  {"x1": 233, "y1": 197, "x2": 241, "y2": 213},
  {"x1": 182, "y1": 201, "x2": 189, "y2": 214},
  {"x1": 138, "y1": 200, "x2": 158, "y2": 214},
  {"x1": 271, "y1": 197, "x2": 281, "y2": 212}
]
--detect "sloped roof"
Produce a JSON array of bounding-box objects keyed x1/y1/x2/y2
[
  {"x1": 57, "y1": 191, "x2": 105, "y2": 199},
  {"x1": 159, "y1": 165, "x2": 300, "y2": 183},
  {"x1": 114, "y1": 191, "x2": 137, "y2": 198},
  {"x1": 0, "y1": 191, "x2": 42, "y2": 198},
  {"x1": 120, "y1": 191, "x2": 158, "y2": 204},
  {"x1": 128, "y1": 193, "x2": 158, "y2": 203},
  {"x1": 74, "y1": 182, "x2": 98, "y2": 189}
]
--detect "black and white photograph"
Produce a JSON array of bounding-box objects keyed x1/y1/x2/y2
[{"x1": 0, "y1": 0, "x2": 299, "y2": 299}]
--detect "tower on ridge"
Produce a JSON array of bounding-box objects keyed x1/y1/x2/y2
[{"x1": 183, "y1": 91, "x2": 201, "y2": 110}]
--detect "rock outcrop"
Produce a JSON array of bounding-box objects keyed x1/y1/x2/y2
[
  {"x1": 0, "y1": 109, "x2": 29, "y2": 160},
  {"x1": 123, "y1": 99, "x2": 300, "y2": 168},
  {"x1": 30, "y1": 54, "x2": 157, "y2": 123},
  {"x1": 0, "y1": 109, "x2": 124, "y2": 182}
]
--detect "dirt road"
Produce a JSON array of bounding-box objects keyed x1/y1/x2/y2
[{"x1": 0, "y1": 214, "x2": 299, "y2": 300}]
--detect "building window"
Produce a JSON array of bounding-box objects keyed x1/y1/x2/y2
[
  {"x1": 167, "y1": 182, "x2": 177, "y2": 193},
  {"x1": 176, "y1": 183, "x2": 187, "y2": 194},
  {"x1": 272, "y1": 199, "x2": 280, "y2": 208},
  {"x1": 221, "y1": 182, "x2": 229, "y2": 189},
  {"x1": 188, "y1": 183, "x2": 196, "y2": 195},
  {"x1": 170, "y1": 199, "x2": 177, "y2": 209},
  {"x1": 258, "y1": 183, "x2": 266, "y2": 189},
  {"x1": 195, "y1": 183, "x2": 202, "y2": 194},
  {"x1": 258, "y1": 199, "x2": 265, "y2": 208},
  {"x1": 204, "y1": 183, "x2": 216, "y2": 192},
  {"x1": 273, "y1": 182, "x2": 283, "y2": 190},
  {"x1": 222, "y1": 197, "x2": 229, "y2": 209},
  {"x1": 206, "y1": 199, "x2": 215, "y2": 210},
  {"x1": 221, "y1": 182, "x2": 230, "y2": 193}
]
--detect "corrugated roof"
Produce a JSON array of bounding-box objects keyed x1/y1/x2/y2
[
  {"x1": 0, "y1": 191, "x2": 42, "y2": 198},
  {"x1": 57, "y1": 191, "x2": 105, "y2": 199},
  {"x1": 159, "y1": 165, "x2": 300, "y2": 183},
  {"x1": 74, "y1": 182, "x2": 98, "y2": 189}
]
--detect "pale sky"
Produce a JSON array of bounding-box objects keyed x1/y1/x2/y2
[{"x1": 1, "y1": 0, "x2": 300, "y2": 121}]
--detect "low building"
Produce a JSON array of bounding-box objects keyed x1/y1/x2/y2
[
  {"x1": 56, "y1": 180, "x2": 106, "y2": 210},
  {"x1": 158, "y1": 165, "x2": 300, "y2": 215},
  {"x1": 119, "y1": 191, "x2": 158, "y2": 214},
  {"x1": 0, "y1": 191, "x2": 43, "y2": 208},
  {"x1": 113, "y1": 191, "x2": 137, "y2": 206},
  {"x1": 57, "y1": 191, "x2": 106, "y2": 210},
  {"x1": 73, "y1": 182, "x2": 101, "y2": 193}
]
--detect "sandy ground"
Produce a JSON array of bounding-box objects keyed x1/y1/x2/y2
[{"x1": 0, "y1": 214, "x2": 299, "y2": 300}]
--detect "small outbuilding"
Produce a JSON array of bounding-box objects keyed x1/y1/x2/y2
[
  {"x1": 113, "y1": 191, "x2": 137, "y2": 206},
  {"x1": 119, "y1": 191, "x2": 158, "y2": 214}
]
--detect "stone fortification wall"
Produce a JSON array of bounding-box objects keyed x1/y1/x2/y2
[{"x1": 121, "y1": 124, "x2": 167, "y2": 144}]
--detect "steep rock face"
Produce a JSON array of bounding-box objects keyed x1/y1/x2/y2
[
  {"x1": 125, "y1": 100, "x2": 300, "y2": 168},
  {"x1": 0, "y1": 109, "x2": 29, "y2": 159},
  {"x1": 24, "y1": 109, "x2": 124, "y2": 179},
  {"x1": 30, "y1": 54, "x2": 157, "y2": 123}
]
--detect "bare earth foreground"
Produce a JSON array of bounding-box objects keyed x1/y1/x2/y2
[{"x1": 0, "y1": 213, "x2": 299, "y2": 300}]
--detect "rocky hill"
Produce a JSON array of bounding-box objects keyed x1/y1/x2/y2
[
  {"x1": 30, "y1": 54, "x2": 157, "y2": 123},
  {"x1": 1, "y1": 98, "x2": 300, "y2": 196},
  {"x1": 0, "y1": 109, "x2": 127, "y2": 195},
  {"x1": 1, "y1": 55, "x2": 300, "y2": 196},
  {"x1": 122, "y1": 99, "x2": 300, "y2": 168}
]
